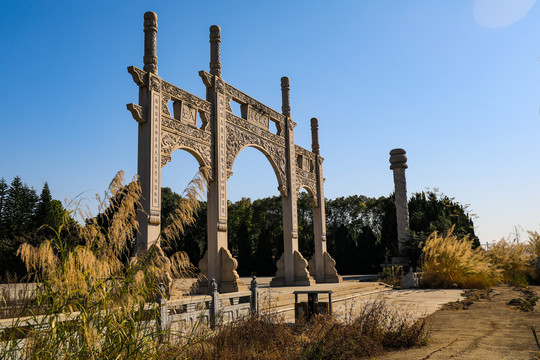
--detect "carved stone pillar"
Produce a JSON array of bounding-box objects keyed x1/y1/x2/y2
[
  {"x1": 310, "y1": 118, "x2": 342, "y2": 283},
  {"x1": 136, "y1": 11, "x2": 162, "y2": 252},
  {"x1": 271, "y1": 77, "x2": 313, "y2": 287},
  {"x1": 389, "y1": 148, "x2": 410, "y2": 261},
  {"x1": 199, "y1": 25, "x2": 246, "y2": 293},
  {"x1": 205, "y1": 81, "x2": 229, "y2": 291}
]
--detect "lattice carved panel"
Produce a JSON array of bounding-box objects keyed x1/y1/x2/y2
[
  {"x1": 295, "y1": 145, "x2": 317, "y2": 174},
  {"x1": 201, "y1": 71, "x2": 285, "y2": 135}
]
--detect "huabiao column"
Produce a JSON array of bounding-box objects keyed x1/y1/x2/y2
[{"x1": 389, "y1": 148, "x2": 410, "y2": 265}]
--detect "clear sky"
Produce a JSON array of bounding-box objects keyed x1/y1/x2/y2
[{"x1": 1, "y1": 0, "x2": 539, "y2": 245}]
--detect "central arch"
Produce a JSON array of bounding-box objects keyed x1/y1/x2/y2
[
  {"x1": 228, "y1": 144, "x2": 285, "y2": 193},
  {"x1": 227, "y1": 146, "x2": 285, "y2": 277}
]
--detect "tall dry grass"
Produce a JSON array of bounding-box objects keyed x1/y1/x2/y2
[
  {"x1": 1, "y1": 170, "x2": 207, "y2": 359},
  {"x1": 420, "y1": 226, "x2": 500, "y2": 289},
  {"x1": 161, "y1": 168, "x2": 207, "y2": 246},
  {"x1": 189, "y1": 300, "x2": 427, "y2": 360},
  {"x1": 528, "y1": 231, "x2": 540, "y2": 259},
  {"x1": 487, "y1": 238, "x2": 531, "y2": 286},
  {"x1": 421, "y1": 226, "x2": 540, "y2": 288}
]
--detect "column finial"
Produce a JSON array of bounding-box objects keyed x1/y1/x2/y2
[
  {"x1": 143, "y1": 11, "x2": 158, "y2": 75},
  {"x1": 281, "y1": 76, "x2": 291, "y2": 117},
  {"x1": 311, "y1": 117, "x2": 320, "y2": 155},
  {"x1": 210, "y1": 25, "x2": 222, "y2": 77},
  {"x1": 389, "y1": 148, "x2": 408, "y2": 169}
]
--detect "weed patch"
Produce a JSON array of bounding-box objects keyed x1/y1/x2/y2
[
  {"x1": 441, "y1": 289, "x2": 495, "y2": 311},
  {"x1": 508, "y1": 287, "x2": 538, "y2": 312},
  {"x1": 191, "y1": 300, "x2": 428, "y2": 359}
]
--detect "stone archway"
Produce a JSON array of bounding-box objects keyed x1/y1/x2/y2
[{"x1": 126, "y1": 12, "x2": 341, "y2": 293}]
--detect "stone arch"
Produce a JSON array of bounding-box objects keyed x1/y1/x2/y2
[
  {"x1": 167, "y1": 145, "x2": 207, "y2": 169},
  {"x1": 161, "y1": 131, "x2": 212, "y2": 178},
  {"x1": 297, "y1": 183, "x2": 318, "y2": 207},
  {"x1": 228, "y1": 143, "x2": 285, "y2": 194}
]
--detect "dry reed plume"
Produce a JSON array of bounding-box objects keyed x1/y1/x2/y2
[
  {"x1": 528, "y1": 231, "x2": 540, "y2": 259},
  {"x1": 1, "y1": 170, "x2": 208, "y2": 359},
  {"x1": 487, "y1": 237, "x2": 531, "y2": 285},
  {"x1": 421, "y1": 226, "x2": 540, "y2": 288},
  {"x1": 421, "y1": 226, "x2": 500, "y2": 289},
  {"x1": 161, "y1": 168, "x2": 207, "y2": 246}
]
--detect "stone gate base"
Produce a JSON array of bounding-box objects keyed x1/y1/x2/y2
[
  {"x1": 308, "y1": 251, "x2": 343, "y2": 283},
  {"x1": 269, "y1": 250, "x2": 316, "y2": 287},
  {"x1": 195, "y1": 248, "x2": 248, "y2": 294}
]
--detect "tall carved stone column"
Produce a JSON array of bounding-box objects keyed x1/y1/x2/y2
[
  {"x1": 136, "y1": 11, "x2": 162, "y2": 252},
  {"x1": 389, "y1": 148, "x2": 410, "y2": 263},
  {"x1": 271, "y1": 77, "x2": 314, "y2": 287},
  {"x1": 199, "y1": 25, "x2": 245, "y2": 293},
  {"x1": 310, "y1": 118, "x2": 342, "y2": 283}
]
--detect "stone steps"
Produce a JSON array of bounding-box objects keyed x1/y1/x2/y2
[
  {"x1": 170, "y1": 278, "x2": 393, "y2": 322},
  {"x1": 258, "y1": 282, "x2": 392, "y2": 316}
]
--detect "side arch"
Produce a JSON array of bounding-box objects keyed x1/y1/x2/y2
[
  {"x1": 161, "y1": 132, "x2": 212, "y2": 178},
  {"x1": 297, "y1": 184, "x2": 318, "y2": 207}
]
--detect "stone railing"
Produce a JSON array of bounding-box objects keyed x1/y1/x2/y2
[{"x1": 0, "y1": 277, "x2": 260, "y2": 338}]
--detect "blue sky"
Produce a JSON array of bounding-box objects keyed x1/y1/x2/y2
[{"x1": 1, "y1": 0, "x2": 539, "y2": 245}]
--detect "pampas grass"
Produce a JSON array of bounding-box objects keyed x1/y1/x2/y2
[
  {"x1": 528, "y1": 231, "x2": 540, "y2": 258},
  {"x1": 421, "y1": 226, "x2": 540, "y2": 288},
  {"x1": 2, "y1": 170, "x2": 208, "y2": 359},
  {"x1": 420, "y1": 226, "x2": 500, "y2": 289},
  {"x1": 161, "y1": 168, "x2": 207, "y2": 248},
  {"x1": 487, "y1": 238, "x2": 531, "y2": 285}
]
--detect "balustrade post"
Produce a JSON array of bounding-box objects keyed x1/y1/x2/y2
[
  {"x1": 155, "y1": 282, "x2": 169, "y2": 338},
  {"x1": 250, "y1": 276, "x2": 259, "y2": 316},
  {"x1": 209, "y1": 278, "x2": 219, "y2": 329}
]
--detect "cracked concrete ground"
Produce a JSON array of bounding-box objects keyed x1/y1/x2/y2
[{"x1": 377, "y1": 285, "x2": 540, "y2": 360}]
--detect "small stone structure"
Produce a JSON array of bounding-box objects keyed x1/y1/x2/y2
[
  {"x1": 389, "y1": 148, "x2": 410, "y2": 267},
  {"x1": 126, "y1": 12, "x2": 341, "y2": 293}
]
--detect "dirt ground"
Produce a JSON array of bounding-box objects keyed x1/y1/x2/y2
[{"x1": 378, "y1": 285, "x2": 540, "y2": 360}]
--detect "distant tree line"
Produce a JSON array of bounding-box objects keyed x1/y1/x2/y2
[
  {"x1": 162, "y1": 188, "x2": 479, "y2": 276},
  {"x1": 0, "y1": 175, "x2": 479, "y2": 279}
]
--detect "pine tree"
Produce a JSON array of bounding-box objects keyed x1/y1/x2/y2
[
  {"x1": 34, "y1": 182, "x2": 53, "y2": 228},
  {"x1": 5, "y1": 177, "x2": 24, "y2": 238},
  {"x1": 0, "y1": 178, "x2": 7, "y2": 239},
  {"x1": 0, "y1": 177, "x2": 38, "y2": 277}
]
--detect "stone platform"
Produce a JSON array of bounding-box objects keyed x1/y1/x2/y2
[{"x1": 171, "y1": 275, "x2": 464, "y2": 323}]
